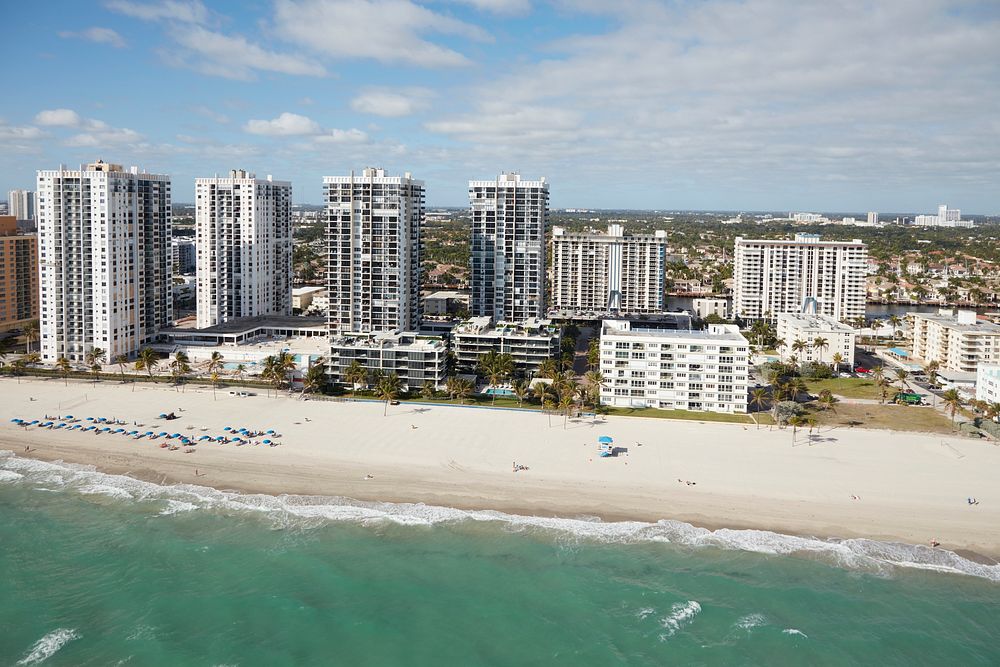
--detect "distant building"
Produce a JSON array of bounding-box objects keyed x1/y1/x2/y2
[
  {"x1": 692, "y1": 297, "x2": 729, "y2": 321},
  {"x1": 172, "y1": 238, "x2": 195, "y2": 274},
  {"x1": 325, "y1": 167, "x2": 423, "y2": 334},
  {"x1": 328, "y1": 331, "x2": 448, "y2": 391},
  {"x1": 292, "y1": 285, "x2": 325, "y2": 312},
  {"x1": 453, "y1": 316, "x2": 561, "y2": 375},
  {"x1": 470, "y1": 173, "x2": 548, "y2": 321},
  {"x1": 776, "y1": 312, "x2": 857, "y2": 368},
  {"x1": 598, "y1": 320, "x2": 749, "y2": 413},
  {"x1": 867, "y1": 211, "x2": 879, "y2": 225},
  {"x1": 789, "y1": 212, "x2": 825, "y2": 223},
  {"x1": 37, "y1": 160, "x2": 172, "y2": 363},
  {"x1": 733, "y1": 233, "x2": 867, "y2": 322},
  {"x1": 976, "y1": 364, "x2": 1000, "y2": 405},
  {"x1": 195, "y1": 170, "x2": 292, "y2": 328},
  {"x1": 913, "y1": 204, "x2": 974, "y2": 228},
  {"x1": 423, "y1": 290, "x2": 468, "y2": 316},
  {"x1": 550, "y1": 224, "x2": 668, "y2": 314},
  {"x1": 910, "y1": 309, "x2": 1000, "y2": 374},
  {"x1": 7, "y1": 189, "x2": 34, "y2": 221},
  {"x1": 0, "y1": 216, "x2": 38, "y2": 332}
]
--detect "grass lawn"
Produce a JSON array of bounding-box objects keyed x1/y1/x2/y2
[
  {"x1": 603, "y1": 406, "x2": 769, "y2": 425},
  {"x1": 805, "y1": 377, "x2": 889, "y2": 400},
  {"x1": 806, "y1": 402, "x2": 955, "y2": 434}
]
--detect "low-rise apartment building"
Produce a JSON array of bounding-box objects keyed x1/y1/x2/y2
[
  {"x1": 776, "y1": 312, "x2": 857, "y2": 368},
  {"x1": 976, "y1": 364, "x2": 1000, "y2": 406},
  {"x1": 453, "y1": 316, "x2": 561, "y2": 375},
  {"x1": 328, "y1": 331, "x2": 448, "y2": 390},
  {"x1": 910, "y1": 309, "x2": 1000, "y2": 373},
  {"x1": 599, "y1": 320, "x2": 750, "y2": 413}
]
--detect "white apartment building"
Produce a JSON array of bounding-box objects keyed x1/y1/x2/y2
[
  {"x1": 733, "y1": 233, "x2": 867, "y2": 322},
  {"x1": 867, "y1": 212, "x2": 878, "y2": 225},
  {"x1": 195, "y1": 170, "x2": 292, "y2": 328},
  {"x1": 453, "y1": 316, "x2": 561, "y2": 375},
  {"x1": 172, "y1": 238, "x2": 196, "y2": 274},
  {"x1": 776, "y1": 312, "x2": 857, "y2": 368},
  {"x1": 910, "y1": 309, "x2": 1000, "y2": 374},
  {"x1": 8, "y1": 189, "x2": 35, "y2": 221},
  {"x1": 692, "y1": 297, "x2": 729, "y2": 321},
  {"x1": 470, "y1": 173, "x2": 548, "y2": 321},
  {"x1": 328, "y1": 331, "x2": 448, "y2": 391},
  {"x1": 36, "y1": 160, "x2": 172, "y2": 363},
  {"x1": 913, "y1": 205, "x2": 974, "y2": 228},
  {"x1": 599, "y1": 320, "x2": 749, "y2": 413},
  {"x1": 325, "y1": 168, "x2": 423, "y2": 334},
  {"x1": 550, "y1": 224, "x2": 668, "y2": 314},
  {"x1": 976, "y1": 364, "x2": 1000, "y2": 405}
]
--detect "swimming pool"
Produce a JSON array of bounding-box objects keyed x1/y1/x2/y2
[{"x1": 483, "y1": 387, "x2": 515, "y2": 396}]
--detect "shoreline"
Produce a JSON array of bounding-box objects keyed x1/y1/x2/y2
[{"x1": 2, "y1": 377, "x2": 1000, "y2": 562}]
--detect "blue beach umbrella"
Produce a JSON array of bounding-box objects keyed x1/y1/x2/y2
[
  {"x1": 64, "y1": 415, "x2": 73, "y2": 419},
  {"x1": 266, "y1": 429, "x2": 275, "y2": 435},
  {"x1": 598, "y1": 436, "x2": 613, "y2": 443},
  {"x1": 86, "y1": 417, "x2": 93, "y2": 421},
  {"x1": 262, "y1": 439, "x2": 271, "y2": 444},
  {"x1": 29, "y1": 420, "x2": 39, "y2": 425},
  {"x1": 223, "y1": 426, "x2": 231, "y2": 431},
  {"x1": 10, "y1": 418, "x2": 21, "y2": 423}
]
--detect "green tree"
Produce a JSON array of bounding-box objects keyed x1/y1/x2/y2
[
  {"x1": 941, "y1": 389, "x2": 964, "y2": 426},
  {"x1": 344, "y1": 360, "x2": 368, "y2": 397},
  {"x1": 302, "y1": 357, "x2": 328, "y2": 399},
  {"x1": 512, "y1": 379, "x2": 532, "y2": 406},
  {"x1": 749, "y1": 388, "x2": 769, "y2": 429},
  {"x1": 811, "y1": 337, "x2": 828, "y2": 365},
  {"x1": 170, "y1": 351, "x2": 191, "y2": 391},
  {"x1": 56, "y1": 355, "x2": 72, "y2": 386},
  {"x1": 113, "y1": 353, "x2": 129, "y2": 383},
  {"x1": 135, "y1": 347, "x2": 159, "y2": 380},
  {"x1": 376, "y1": 373, "x2": 402, "y2": 415},
  {"x1": 23, "y1": 319, "x2": 39, "y2": 353},
  {"x1": 85, "y1": 347, "x2": 105, "y2": 384}
]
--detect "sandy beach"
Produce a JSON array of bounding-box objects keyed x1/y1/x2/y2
[{"x1": 2, "y1": 376, "x2": 999, "y2": 557}]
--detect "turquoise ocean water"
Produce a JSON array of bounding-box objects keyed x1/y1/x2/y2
[{"x1": 1, "y1": 451, "x2": 998, "y2": 666}]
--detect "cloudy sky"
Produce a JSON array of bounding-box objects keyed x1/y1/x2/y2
[{"x1": 2, "y1": 0, "x2": 998, "y2": 211}]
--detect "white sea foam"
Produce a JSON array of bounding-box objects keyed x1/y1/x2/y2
[
  {"x1": 0, "y1": 469, "x2": 23, "y2": 482},
  {"x1": 658, "y1": 600, "x2": 702, "y2": 640},
  {"x1": 17, "y1": 628, "x2": 79, "y2": 665},
  {"x1": 2, "y1": 451, "x2": 1000, "y2": 582},
  {"x1": 636, "y1": 607, "x2": 656, "y2": 620},
  {"x1": 782, "y1": 628, "x2": 808, "y2": 638},
  {"x1": 734, "y1": 613, "x2": 767, "y2": 631}
]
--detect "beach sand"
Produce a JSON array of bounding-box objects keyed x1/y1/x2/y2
[{"x1": 2, "y1": 377, "x2": 999, "y2": 557}]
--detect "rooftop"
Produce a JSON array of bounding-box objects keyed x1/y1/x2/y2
[
  {"x1": 602, "y1": 320, "x2": 747, "y2": 343},
  {"x1": 777, "y1": 312, "x2": 856, "y2": 333},
  {"x1": 910, "y1": 310, "x2": 1000, "y2": 333},
  {"x1": 163, "y1": 315, "x2": 327, "y2": 335}
]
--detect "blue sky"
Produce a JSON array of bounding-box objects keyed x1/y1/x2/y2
[{"x1": 2, "y1": 0, "x2": 998, "y2": 212}]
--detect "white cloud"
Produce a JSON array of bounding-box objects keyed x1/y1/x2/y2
[
  {"x1": 244, "y1": 112, "x2": 322, "y2": 136},
  {"x1": 0, "y1": 123, "x2": 44, "y2": 141},
  {"x1": 58, "y1": 27, "x2": 127, "y2": 48},
  {"x1": 104, "y1": 0, "x2": 209, "y2": 24},
  {"x1": 316, "y1": 128, "x2": 369, "y2": 143},
  {"x1": 65, "y1": 126, "x2": 142, "y2": 147},
  {"x1": 165, "y1": 25, "x2": 326, "y2": 80},
  {"x1": 35, "y1": 109, "x2": 82, "y2": 127},
  {"x1": 192, "y1": 106, "x2": 230, "y2": 124},
  {"x1": 446, "y1": 0, "x2": 530, "y2": 15},
  {"x1": 273, "y1": 0, "x2": 490, "y2": 68},
  {"x1": 350, "y1": 89, "x2": 432, "y2": 117}
]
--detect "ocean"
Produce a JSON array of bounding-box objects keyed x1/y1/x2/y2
[{"x1": 1, "y1": 451, "x2": 998, "y2": 666}]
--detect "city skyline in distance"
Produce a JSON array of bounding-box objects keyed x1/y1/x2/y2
[{"x1": 3, "y1": 0, "x2": 999, "y2": 212}]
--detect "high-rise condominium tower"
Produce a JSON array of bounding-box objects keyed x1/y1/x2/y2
[
  {"x1": 551, "y1": 224, "x2": 669, "y2": 314},
  {"x1": 324, "y1": 167, "x2": 423, "y2": 334},
  {"x1": 7, "y1": 189, "x2": 35, "y2": 221},
  {"x1": 36, "y1": 160, "x2": 172, "y2": 362},
  {"x1": 733, "y1": 233, "x2": 867, "y2": 322},
  {"x1": 195, "y1": 170, "x2": 292, "y2": 328},
  {"x1": 469, "y1": 173, "x2": 548, "y2": 321}
]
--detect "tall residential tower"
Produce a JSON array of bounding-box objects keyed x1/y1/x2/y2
[
  {"x1": 469, "y1": 173, "x2": 548, "y2": 321},
  {"x1": 195, "y1": 170, "x2": 292, "y2": 328},
  {"x1": 36, "y1": 161, "x2": 172, "y2": 362},
  {"x1": 324, "y1": 167, "x2": 424, "y2": 334},
  {"x1": 732, "y1": 233, "x2": 867, "y2": 322},
  {"x1": 551, "y1": 224, "x2": 668, "y2": 314},
  {"x1": 7, "y1": 189, "x2": 35, "y2": 222}
]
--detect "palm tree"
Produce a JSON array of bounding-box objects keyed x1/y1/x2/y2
[
  {"x1": 234, "y1": 363, "x2": 247, "y2": 383},
  {"x1": 454, "y1": 377, "x2": 474, "y2": 405},
  {"x1": 512, "y1": 378, "x2": 532, "y2": 406},
  {"x1": 85, "y1": 347, "x2": 105, "y2": 384},
  {"x1": 113, "y1": 353, "x2": 129, "y2": 383},
  {"x1": 344, "y1": 360, "x2": 368, "y2": 397},
  {"x1": 831, "y1": 352, "x2": 843, "y2": 372},
  {"x1": 582, "y1": 370, "x2": 606, "y2": 409},
  {"x1": 0, "y1": 335, "x2": 12, "y2": 370},
  {"x1": 818, "y1": 389, "x2": 839, "y2": 413},
  {"x1": 301, "y1": 357, "x2": 327, "y2": 399},
  {"x1": 376, "y1": 373, "x2": 402, "y2": 415},
  {"x1": 749, "y1": 388, "x2": 768, "y2": 429},
  {"x1": 558, "y1": 388, "x2": 576, "y2": 429},
  {"x1": 23, "y1": 319, "x2": 39, "y2": 353},
  {"x1": 207, "y1": 351, "x2": 225, "y2": 377},
  {"x1": 136, "y1": 347, "x2": 159, "y2": 380},
  {"x1": 791, "y1": 339, "x2": 808, "y2": 362},
  {"x1": 56, "y1": 355, "x2": 72, "y2": 386},
  {"x1": 788, "y1": 414, "x2": 805, "y2": 443},
  {"x1": 261, "y1": 356, "x2": 279, "y2": 397},
  {"x1": 587, "y1": 338, "x2": 600, "y2": 371},
  {"x1": 478, "y1": 351, "x2": 514, "y2": 404},
  {"x1": 210, "y1": 371, "x2": 220, "y2": 399},
  {"x1": 536, "y1": 358, "x2": 559, "y2": 380},
  {"x1": 277, "y1": 351, "x2": 297, "y2": 395},
  {"x1": 420, "y1": 380, "x2": 436, "y2": 400},
  {"x1": 888, "y1": 314, "x2": 902, "y2": 340},
  {"x1": 924, "y1": 360, "x2": 939, "y2": 387},
  {"x1": 811, "y1": 337, "x2": 829, "y2": 365},
  {"x1": 893, "y1": 367, "x2": 909, "y2": 394},
  {"x1": 170, "y1": 351, "x2": 191, "y2": 391},
  {"x1": 941, "y1": 389, "x2": 964, "y2": 426}
]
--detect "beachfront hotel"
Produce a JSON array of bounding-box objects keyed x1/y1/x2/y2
[
  {"x1": 733, "y1": 233, "x2": 867, "y2": 322},
  {"x1": 328, "y1": 331, "x2": 448, "y2": 391},
  {"x1": 452, "y1": 316, "x2": 561, "y2": 376},
  {"x1": 776, "y1": 312, "x2": 857, "y2": 369},
  {"x1": 550, "y1": 224, "x2": 669, "y2": 315},
  {"x1": 469, "y1": 173, "x2": 548, "y2": 321},
  {"x1": 0, "y1": 215, "x2": 38, "y2": 332},
  {"x1": 324, "y1": 168, "x2": 424, "y2": 334},
  {"x1": 36, "y1": 161, "x2": 172, "y2": 363},
  {"x1": 598, "y1": 320, "x2": 750, "y2": 413},
  {"x1": 909, "y1": 309, "x2": 1000, "y2": 374},
  {"x1": 195, "y1": 170, "x2": 293, "y2": 329}
]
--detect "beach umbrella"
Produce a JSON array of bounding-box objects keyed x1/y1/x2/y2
[
  {"x1": 598, "y1": 436, "x2": 613, "y2": 443},
  {"x1": 159, "y1": 413, "x2": 167, "y2": 418},
  {"x1": 198, "y1": 435, "x2": 210, "y2": 441},
  {"x1": 113, "y1": 428, "x2": 124, "y2": 433},
  {"x1": 223, "y1": 426, "x2": 231, "y2": 431},
  {"x1": 262, "y1": 439, "x2": 271, "y2": 444},
  {"x1": 64, "y1": 415, "x2": 73, "y2": 419},
  {"x1": 265, "y1": 429, "x2": 275, "y2": 435},
  {"x1": 55, "y1": 423, "x2": 65, "y2": 429},
  {"x1": 29, "y1": 420, "x2": 39, "y2": 425},
  {"x1": 86, "y1": 417, "x2": 93, "y2": 421},
  {"x1": 10, "y1": 418, "x2": 21, "y2": 423}
]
